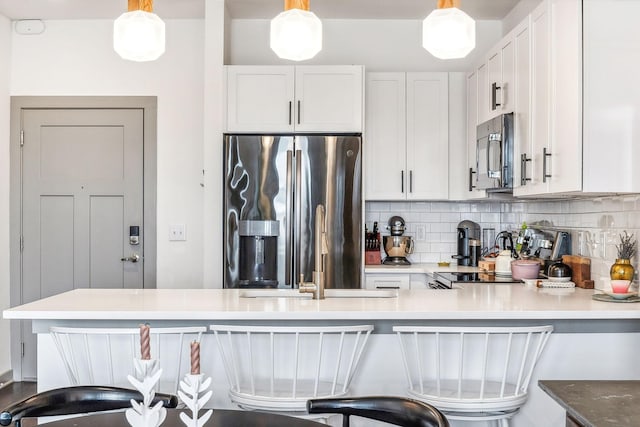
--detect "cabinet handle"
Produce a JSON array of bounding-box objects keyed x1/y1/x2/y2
[
  {"x1": 520, "y1": 153, "x2": 532, "y2": 186},
  {"x1": 401, "y1": 170, "x2": 404, "y2": 193},
  {"x1": 543, "y1": 147, "x2": 552, "y2": 183},
  {"x1": 409, "y1": 170, "x2": 413, "y2": 193},
  {"x1": 491, "y1": 82, "x2": 502, "y2": 110},
  {"x1": 468, "y1": 168, "x2": 476, "y2": 192},
  {"x1": 297, "y1": 100, "x2": 301, "y2": 125},
  {"x1": 288, "y1": 101, "x2": 292, "y2": 125}
]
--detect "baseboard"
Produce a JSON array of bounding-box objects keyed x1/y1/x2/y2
[{"x1": 0, "y1": 370, "x2": 14, "y2": 388}]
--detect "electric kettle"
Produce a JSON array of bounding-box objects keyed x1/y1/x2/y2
[{"x1": 495, "y1": 250, "x2": 514, "y2": 276}]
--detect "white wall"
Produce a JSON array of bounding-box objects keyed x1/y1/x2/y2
[
  {"x1": 0, "y1": 13, "x2": 12, "y2": 378},
  {"x1": 9, "y1": 19, "x2": 206, "y2": 289},
  {"x1": 203, "y1": 1, "x2": 226, "y2": 288},
  {"x1": 229, "y1": 19, "x2": 503, "y2": 71}
]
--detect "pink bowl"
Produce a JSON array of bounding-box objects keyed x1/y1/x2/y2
[
  {"x1": 611, "y1": 280, "x2": 631, "y2": 293},
  {"x1": 510, "y1": 260, "x2": 541, "y2": 280}
]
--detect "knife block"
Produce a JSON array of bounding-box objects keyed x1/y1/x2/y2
[{"x1": 365, "y1": 251, "x2": 382, "y2": 265}]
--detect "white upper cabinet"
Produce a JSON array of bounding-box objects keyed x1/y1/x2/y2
[
  {"x1": 365, "y1": 72, "x2": 449, "y2": 201},
  {"x1": 515, "y1": 0, "x2": 582, "y2": 196},
  {"x1": 487, "y1": 37, "x2": 515, "y2": 120},
  {"x1": 364, "y1": 73, "x2": 406, "y2": 200},
  {"x1": 512, "y1": 19, "x2": 531, "y2": 192},
  {"x1": 456, "y1": 70, "x2": 486, "y2": 200},
  {"x1": 514, "y1": 0, "x2": 640, "y2": 196},
  {"x1": 582, "y1": 0, "x2": 640, "y2": 193},
  {"x1": 225, "y1": 65, "x2": 363, "y2": 133}
]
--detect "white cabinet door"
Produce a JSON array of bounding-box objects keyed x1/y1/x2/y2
[
  {"x1": 487, "y1": 38, "x2": 515, "y2": 121},
  {"x1": 406, "y1": 72, "x2": 449, "y2": 200},
  {"x1": 582, "y1": 0, "x2": 640, "y2": 193},
  {"x1": 365, "y1": 72, "x2": 406, "y2": 200},
  {"x1": 365, "y1": 72, "x2": 449, "y2": 201},
  {"x1": 526, "y1": 1, "x2": 551, "y2": 196},
  {"x1": 519, "y1": 0, "x2": 582, "y2": 196},
  {"x1": 226, "y1": 66, "x2": 295, "y2": 133},
  {"x1": 547, "y1": 0, "x2": 582, "y2": 194},
  {"x1": 295, "y1": 66, "x2": 363, "y2": 132},
  {"x1": 476, "y1": 63, "x2": 489, "y2": 125},
  {"x1": 513, "y1": 19, "x2": 532, "y2": 194},
  {"x1": 463, "y1": 70, "x2": 487, "y2": 200},
  {"x1": 226, "y1": 65, "x2": 363, "y2": 133}
]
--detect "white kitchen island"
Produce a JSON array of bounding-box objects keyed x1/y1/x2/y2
[{"x1": 5, "y1": 285, "x2": 640, "y2": 427}]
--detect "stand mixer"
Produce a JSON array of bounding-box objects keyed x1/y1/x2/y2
[{"x1": 382, "y1": 216, "x2": 414, "y2": 265}]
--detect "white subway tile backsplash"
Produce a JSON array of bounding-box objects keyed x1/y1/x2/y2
[
  {"x1": 366, "y1": 194, "x2": 640, "y2": 281},
  {"x1": 420, "y1": 212, "x2": 441, "y2": 222}
]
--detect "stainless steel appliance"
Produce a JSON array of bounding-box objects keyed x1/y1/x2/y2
[
  {"x1": 429, "y1": 272, "x2": 523, "y2": 289},
  {"x1": 223, "y1": 134, "x2": 362, "y2": 289},
  {"x1": 238, "y1": 220, "x2": 279, "y2": 287},
  {"x1": 452, "y1": 220, "x2": 481, "y2": 266},
  {"x1": 382, "y1": 216, "x2": 414, "y2": 265},
  {"x1": 475, "y1": 113, "x2": 514, "y2": 191}
]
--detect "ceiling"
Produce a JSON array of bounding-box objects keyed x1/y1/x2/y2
[{"x1": 0, "y1": 0, "x2": 520, "y2": 21}]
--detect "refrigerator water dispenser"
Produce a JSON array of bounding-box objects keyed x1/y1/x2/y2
[{"x1": 239, "y1": 220, "x2": 279, "y2": 288}]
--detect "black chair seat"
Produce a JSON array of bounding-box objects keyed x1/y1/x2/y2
[
  {"x1": 0, "y1": 385, "x2": 178, "y2": 427},
  {"x1": 307, "y1": 396, "x2": 450, "y2": 427}
]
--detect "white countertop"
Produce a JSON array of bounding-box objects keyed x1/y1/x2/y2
[
  {"x1": 364, "y1": 262, "x2": 480, "y2": 274},
  {"x1": 4, "y1": 285, "x2": 640, "y2": 321}
]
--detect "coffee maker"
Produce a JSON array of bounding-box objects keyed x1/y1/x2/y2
[
  {"x1": 382, "y1": 216, "x2": 414, "y2": 265},
  {"x1": 238, "y1": 220, "x2": 279, "y2": 288},
  {"x1": 452, "y1": 220, "x2": 481, "y2": 266}
]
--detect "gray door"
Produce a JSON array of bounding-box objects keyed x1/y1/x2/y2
[{"x1": 19, "y1": 108, "x2": 145, "y2": 379}]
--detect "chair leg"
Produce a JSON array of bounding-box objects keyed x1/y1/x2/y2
[
  {"x1": 498, "y1": 418, "x2": 509, "y2": 427},
  {"x1": 342, "y1": 414, "x2": 350, "y2": 427}
]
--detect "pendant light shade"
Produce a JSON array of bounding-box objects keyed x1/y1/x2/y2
[
  {"x1": 422, "y1": 0, "x2": 475, "y2": 60},
  {"x1": 270, "y1": 0, "x2": 322, "y2": 61},
  {"x1": 114, "y1": 0, "x2": 165, "y2": 62}
]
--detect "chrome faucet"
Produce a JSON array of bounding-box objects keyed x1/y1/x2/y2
[{"x1": 299, "y1": 204, "x2": 328, "y2": 299}]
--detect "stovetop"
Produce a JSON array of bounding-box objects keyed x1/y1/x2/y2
[{"x1": 435, "y1": 272, "x2": 523, "y2": 284}]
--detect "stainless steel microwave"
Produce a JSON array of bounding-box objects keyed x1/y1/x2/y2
[{"x1": 475, "y1": 113, "x2": 514, "y2": 192}]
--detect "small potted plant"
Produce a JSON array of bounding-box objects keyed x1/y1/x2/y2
[{"x1": 610, "y1": 231, "x2": 637, "y2": 281}]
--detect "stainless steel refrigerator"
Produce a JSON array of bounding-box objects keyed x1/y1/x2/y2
[{"x1": 223, "y1": 134, "x2": 362, "y2": 289}]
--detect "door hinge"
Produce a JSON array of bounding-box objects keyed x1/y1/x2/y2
[
  {"x1": 19, "y1": 235, "x2": 24, "y2": 252},
  {"x1": 20, "y1": 130, "x2": 24, "y2": 147},
  {"x1": 21, "y1": 342, "x2": 25, "y2": 358}
]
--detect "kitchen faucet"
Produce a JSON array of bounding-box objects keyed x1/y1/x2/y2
[{"x1": 299, "y1": 204, "x2": 329, "y2": 299}]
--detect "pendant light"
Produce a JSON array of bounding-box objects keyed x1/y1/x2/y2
[
  {"x1": 270, "y1": 0, "x2": 322, "y2": 61},
  {"x1": 422, "y1": 0, "x2": 475, "y2": 60},
  {"x1": 114, "y1": 0, "x2": 165, "y2": 62}
]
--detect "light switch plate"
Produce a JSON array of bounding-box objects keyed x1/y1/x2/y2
[{"x1": 169, "y1": 224, "x2": 186, "y2": 241}]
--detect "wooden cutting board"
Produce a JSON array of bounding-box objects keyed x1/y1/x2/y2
[{"x1": 562, "y1": 255, "x2": 594, "y2": 289}]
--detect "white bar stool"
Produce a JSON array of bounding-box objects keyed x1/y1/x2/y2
[
  {"x1": 50, "y1": 326, "x2": 206, "y2": 395},
  {"x1": 393, "y1": 325, "x2": 553, "y2": 426},
  {"x1": 209, "y1": 324, "x2": 374, "y2": 414}
]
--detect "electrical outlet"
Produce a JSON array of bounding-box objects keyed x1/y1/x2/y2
[
  {"x1": 416, "y1": 225, "x2": 426, "y2": 242},
  {"x1": 169, "y1": 224, "x2": 186, "y2": 241}
]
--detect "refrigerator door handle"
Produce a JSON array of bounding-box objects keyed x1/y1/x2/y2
[
  {"x1": 294, "y1": 149, "x2": 303, "y2": 283},
  {"x1": 285, "y1": 150, "x2": 294, "y2": 287}
]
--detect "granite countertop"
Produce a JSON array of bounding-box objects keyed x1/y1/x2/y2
[{"x1": 539, "y1": 380, "x2": 640, "y2": 427}]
